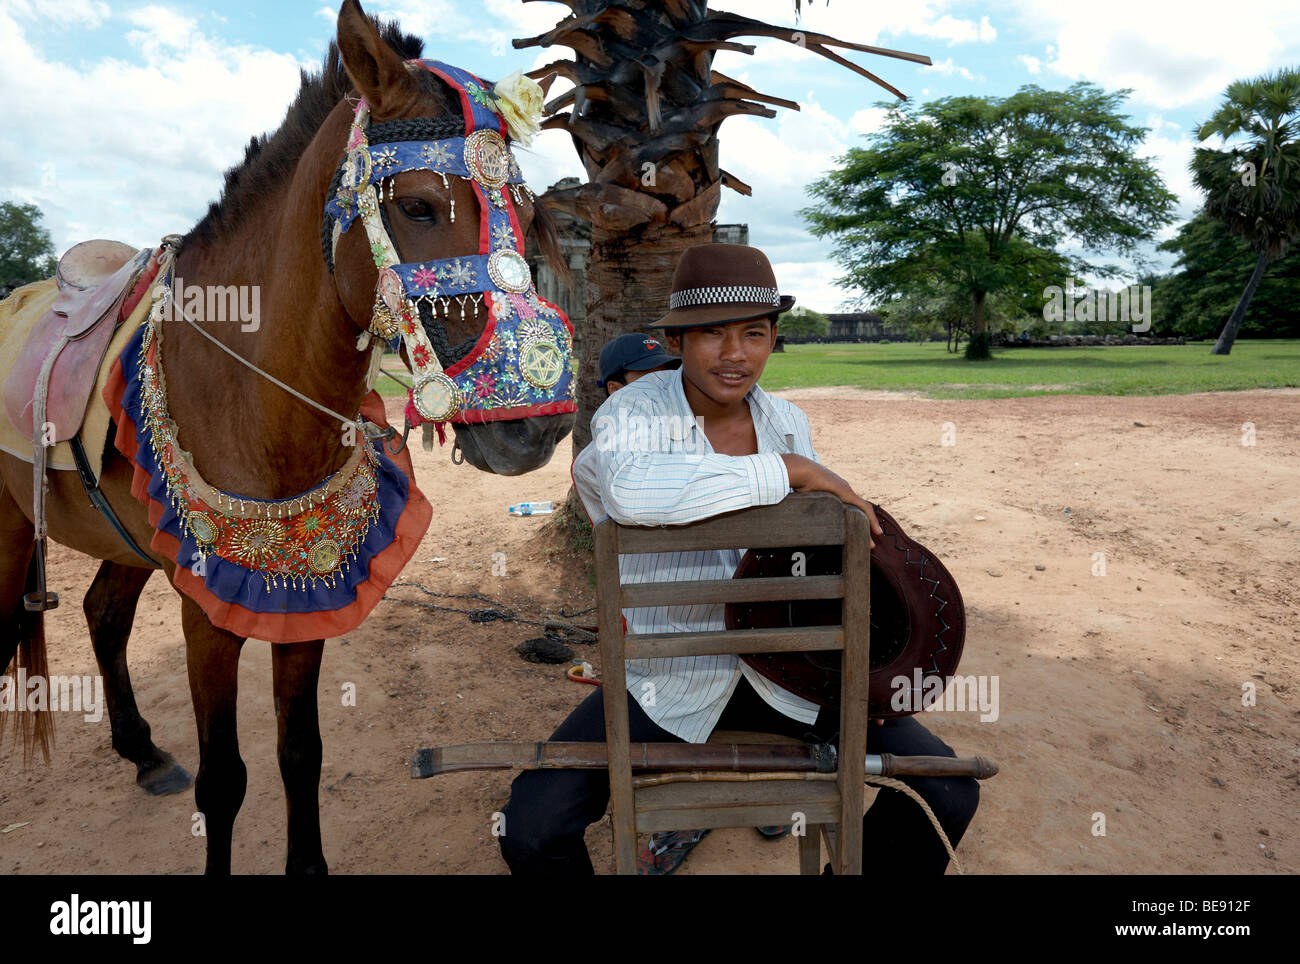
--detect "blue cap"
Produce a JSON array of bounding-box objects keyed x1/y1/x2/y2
[{"x1": 597, "y1": 333, "x2": 682, "y2": 387}]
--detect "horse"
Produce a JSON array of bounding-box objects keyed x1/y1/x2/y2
[{"x1": 0, "y1": 0, "x2": 575, "y2": 874}]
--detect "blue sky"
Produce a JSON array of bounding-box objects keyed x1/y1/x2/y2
[{"x1": 3, "y1": 0, "x2": 1299, "y2": 310}]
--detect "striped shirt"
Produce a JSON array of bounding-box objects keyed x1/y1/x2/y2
[{"x1": 571, "y1": 366, "x2": 823, "y2": 743}]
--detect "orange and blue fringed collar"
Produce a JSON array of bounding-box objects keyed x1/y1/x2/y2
[{"x1": 102, "y1": 307, "x2": 431, "y2": 643}]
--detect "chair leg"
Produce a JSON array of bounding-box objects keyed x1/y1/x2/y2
[
  {"x1": 799, "y1": 824, "x2": 823, "y2": 875},
  {"x1": 820, "y1": 824, "x2": 839, "y2": 874}
]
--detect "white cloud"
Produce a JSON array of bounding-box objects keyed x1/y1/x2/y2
[
  {"x1": 915, "y1": 13, "x2": 997, "y2": 45},
  {"x1": 712, "y1": 91, "x2": 868, "y2": 310},
  {"x1": 1011, "y1": 0, "x2": 1300, "y2": 109},
  {"x1": 0, "y1": 6, "x2": 312, "y2": 251},
  {"x1": 7, "y1": 0, "x2": 110, "y2": 28},
  {"x1": 926, "y1": 57, "x2": 984, "y2": 82},
  {"x1": 850, "y1": 107, "x2": 891, "y2": 135},
  {"x1": 1139, "y1": 132, "x2": 1202, "y2": 224},
  {"x1": 1018, "y1": 54, "x2": 1041, "y2": 75}
]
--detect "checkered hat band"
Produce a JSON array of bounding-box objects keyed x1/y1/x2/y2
[{"x1": 669, "y1": 285, "x2": 780, "y2": 310}]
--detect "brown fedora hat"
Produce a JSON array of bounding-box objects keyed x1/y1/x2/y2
[
  {"x1": 655, "y1": 243, "x2": 796, "y2": 330},
  {"x1": 725, "y1": 504, "x2": 966, "y2": 718}
]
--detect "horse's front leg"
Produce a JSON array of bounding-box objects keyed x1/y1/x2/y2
[
  {"x1": 272, "y1": 638, "x2": 327, "y2": 875},
  {"x1": 180, "y1": 594, "x2": 246, "y2": 875}
]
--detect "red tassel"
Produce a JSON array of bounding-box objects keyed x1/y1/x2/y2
[
  {"x1": 403, "y1": 389, "x2": 426, "y2": 428},
  {"x1": 435, "y1": 422, "x2": 447, "y2": 446}
]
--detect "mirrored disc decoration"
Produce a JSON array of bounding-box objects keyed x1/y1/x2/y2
[
  {"x1": 463, "y1": 129, "x2": 511, "y2": 189},
  {"x1": 307, "y1": 538, "x2": 342, "y2": 576},
  {"x1": 487, "y1": 249, "x2": 531, "y2": 293},
  {"x1": 377, "y1": 266, "x2": 406, "y2": 315},
  {"x1": 188, "y1": 511, "x2": 217, "y2": 548},
  {"x1": 413, "y1": 372, "x2": 462, "y2": 422},
  {"x1": 520, "y1": 339, "x2": 564, "y2": 389},
  {"x1": 343, "y1": 146, "x2": 373, "y2": 192}
]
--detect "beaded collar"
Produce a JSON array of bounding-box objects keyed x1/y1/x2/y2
[{"x1": 137, "y1": 280, "x2": 382, "y2": 592}]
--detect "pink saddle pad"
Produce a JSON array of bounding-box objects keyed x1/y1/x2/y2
[{"x1": 4, "y1": 248, "x2": 156, "y2": 442}]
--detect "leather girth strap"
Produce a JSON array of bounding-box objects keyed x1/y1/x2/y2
[{"x1": 69, "y1": 432, "x2": 156, "y2": 567}]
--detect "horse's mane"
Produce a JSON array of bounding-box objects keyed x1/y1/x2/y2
[{"x1": 182, "y1": 17, "x2": 437, "y2": 249}]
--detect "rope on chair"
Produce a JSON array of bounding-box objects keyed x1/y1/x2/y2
[{"x1": 865, "y1": 775, "x2": 962, "y2": 875}]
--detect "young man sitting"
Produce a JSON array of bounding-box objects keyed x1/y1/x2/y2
[{"x1": 498, "y1": 243, "x2": 979, "y2": 875}]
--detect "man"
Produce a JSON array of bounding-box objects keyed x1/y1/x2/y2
[
  {"x1": 500, "y1": 243, "x2": 979, "y2": 875},
  {"x1": 596, "y1": 332, "x2": 681, "y2": 396}
]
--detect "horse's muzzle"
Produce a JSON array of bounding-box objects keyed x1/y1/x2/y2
[{"x1": 451, "y1": 411, "x2": 575, "y2": 476}]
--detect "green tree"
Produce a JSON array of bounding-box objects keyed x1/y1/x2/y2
[
  {"x1": 1191, "y1": 67, "x2": 1300, "y2": 354},
  {"x1": 0, "y1": 201, "x2": 57, "y2": 288},
  {"x1": 801, "y1": 82, "x2": 1178, "y2": 359},
  {"x1": 781, "y1": 306, "x2": 830, "y2": 340},
  {"x1": 1153, "y1": 212, "x2": 1300, "y2": 339}
]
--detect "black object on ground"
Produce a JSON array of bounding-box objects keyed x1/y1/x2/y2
[{"x1": 516, "y1": 636, "x2": 574, "y2": 664}]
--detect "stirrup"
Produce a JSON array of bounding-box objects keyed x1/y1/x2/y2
[
  {"x1": 23, "y1": 537, "x2": 59, "y2": 611},
  {"x1": 22, "y1": 590, "x2": 59, "y2": 612}
]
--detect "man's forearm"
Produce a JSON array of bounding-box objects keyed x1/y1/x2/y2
[{"x1": 601, "y1": 450, "x2": 790, "y2": 525}]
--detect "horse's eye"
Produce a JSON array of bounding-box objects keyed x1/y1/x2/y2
[{"x1": 396, "y1": 197, "x2": 437, "y2": 222}]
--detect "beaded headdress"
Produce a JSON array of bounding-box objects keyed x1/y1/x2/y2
[{"x1": 323, "y1": 59, "x2": 575, "y2": 425}]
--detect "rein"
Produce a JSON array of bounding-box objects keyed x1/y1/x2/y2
[{"x1": 155, "y1": 239, "x2": 375, "y2": 439}]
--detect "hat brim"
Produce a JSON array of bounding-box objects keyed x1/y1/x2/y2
[
  {"x1": 624, "y1": 355, "x2": 682, "y2": 373},
  {"x1": 653, "y1": 294, "x2": 795, "y2": 331}
]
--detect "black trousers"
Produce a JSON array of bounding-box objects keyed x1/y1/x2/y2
[{"x1": 498, "y1": 676, "x2": 980, "y2": 874}]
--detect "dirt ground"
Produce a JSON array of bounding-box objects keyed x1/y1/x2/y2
[{"x1": 1, "y1": 387, "x2": 1296, "y2": 875}]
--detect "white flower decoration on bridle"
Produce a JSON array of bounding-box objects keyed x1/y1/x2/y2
[{"x1": 490, "y1": 70, "x2": 544, "y2": 146}]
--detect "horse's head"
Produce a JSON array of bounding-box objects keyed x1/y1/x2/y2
[{"x1": 324, "y1": 0, "x2": 574, "y2": 476}]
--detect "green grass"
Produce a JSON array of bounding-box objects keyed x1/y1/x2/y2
[
  {"x1": 374, "y1": 372, "x2": 411, "y2": 398},
  {"x1": 756, "y1": 339, "x2": 1300, "y2": 399},
  {"x1": 372, "y1": 340, "x2": 1300, "y2": 401}
]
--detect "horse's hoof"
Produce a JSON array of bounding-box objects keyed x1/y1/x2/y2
[{"x1": 139, "y1": 761, "x2": 194, "y2": 796}]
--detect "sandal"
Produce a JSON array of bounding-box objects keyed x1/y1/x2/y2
[{"x1": 636, "y1": 828, "x2": 711, "y2": 875}]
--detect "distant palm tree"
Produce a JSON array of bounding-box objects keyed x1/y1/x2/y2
[
  {"x1": 515, "y1": 1, "x2": 927, "y2": 467},
  {"x1": 1191, "y1": 67, "x2": 1300, "y2": 355}
]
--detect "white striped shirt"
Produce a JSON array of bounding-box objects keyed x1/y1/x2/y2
[{"x1": 571, "y1": 367, "x2": 822, "y2": 743}]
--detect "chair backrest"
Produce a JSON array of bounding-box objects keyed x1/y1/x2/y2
[{"x1": 593, "y1": 490, "x2": 871, "y2": 872}]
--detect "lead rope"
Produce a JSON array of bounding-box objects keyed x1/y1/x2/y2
[
  {"x1": 158, "y1": 254, "x2": 370, "y2": 438},
  {"x1": 863, "y1": 774, "x2": 962, "y2": 874}
]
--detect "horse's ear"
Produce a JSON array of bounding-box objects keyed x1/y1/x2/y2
[{"x1": 337, "y1": 0, "x2": 412, "y2": 117}]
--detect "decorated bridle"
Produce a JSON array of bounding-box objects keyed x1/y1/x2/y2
[{"x1": 323, "y1": 59, "x2": 575, "y2": 431}]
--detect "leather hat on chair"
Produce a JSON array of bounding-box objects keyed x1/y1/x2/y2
[{"x1": 725, "y1": 504, "x2": 965, "y2": 718}]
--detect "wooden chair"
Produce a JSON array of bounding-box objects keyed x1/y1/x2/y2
[{"x1": 594, "y1": 491, "x2": 871, "y2": 875}]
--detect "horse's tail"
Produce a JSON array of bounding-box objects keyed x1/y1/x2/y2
[{"x1": 0, "y1": 553, "x2": 56, "y2": 764}]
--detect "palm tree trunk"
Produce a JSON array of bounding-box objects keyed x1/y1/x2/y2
[
  {"x1": 569, "y1": 221, "x2": 715, "y2": 454},
  {"x1": 1211, "y1": 251, "x2": 1269, "y2": 355},
  {"x1": 560, "y1": 219, "x2": 713, "y2": 524}
]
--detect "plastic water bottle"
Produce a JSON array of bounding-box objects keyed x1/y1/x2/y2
[{"x1": 508, "y1": 501, "x2": 554, "y2": 516}]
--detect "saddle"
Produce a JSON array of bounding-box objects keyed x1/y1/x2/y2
[
  {"x1": 1, "y1": 239, "x2": 162, "y2": 611},
  {"x1": 4, "y1": 241, "x2": 158, "y2": 442}
]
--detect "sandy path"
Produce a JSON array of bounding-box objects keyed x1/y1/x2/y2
[{"x1": 1, "y1": 388, "x2": 1295, "y2": 874}]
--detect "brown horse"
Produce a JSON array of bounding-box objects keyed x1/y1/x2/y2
[{"x1": 0, "y1": 0, "x2": 573, "y2": 874}]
